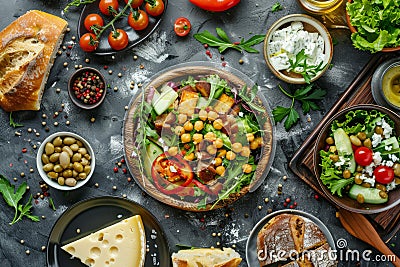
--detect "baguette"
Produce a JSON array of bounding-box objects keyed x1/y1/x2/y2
[
  {"x1": 0, "y1": 10, "x2": 67, "y2": 111},
  {"x1": 171, "y1": 247, "x2": 242, "y2": 267}
]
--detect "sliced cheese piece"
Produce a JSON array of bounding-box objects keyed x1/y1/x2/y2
[{"x1": 61, "y1": 215, "x2": 146, "y2": 267}]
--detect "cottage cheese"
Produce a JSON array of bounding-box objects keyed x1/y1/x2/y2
[{"x1": 268, "y1": 21, "x2": 325, "y2": 73}]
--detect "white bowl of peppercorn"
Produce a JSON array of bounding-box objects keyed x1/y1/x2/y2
[{"x1": 68, "y1": 67, "x2": 106, "y2": 109}]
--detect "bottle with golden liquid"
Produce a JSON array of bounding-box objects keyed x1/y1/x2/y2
[{"x1": 297, "y1": 0, "x2": 348, "y2": 29}]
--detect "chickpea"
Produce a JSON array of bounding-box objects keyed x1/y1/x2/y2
[
  {"x1": 217, "y1": 149, "x2": 227, "y2": 158},
  {"x1": 213, "y1": 119, "x2": 223, "y2": 130},
  {"x1": 214, "y1": 138, "x2": 224, "y2": 148},
  {"x1": 199, "y1": 109, "x2": 208, "y2": 121},
  {"x1": 354, "y1": 173, "x2": 362, "y2": 184},
  {"x1": 342, "y1": 169, "x2": 351, "y2": 179},
  {"x1": 395, "y1": 177, "x2": 400, "y2": 185},
  {"x1": 214, "y1": 157, "x2": 222, "y2": 166},
  {"x1": 175, "y1": 126, "x2": 185, "y2": 136},
  {"x1": 181, "y1": 133, "x2": 191, "y2": 143},
  {"x1": 178, "y1": 114, "x2": 187, "y2": 124},
  {"x1": 329, "y1": 146, "x2": 337, "y2": 153},
  {"x1": 255, "y1": 137, "x2": 263, "y2": 146},
  {"x1": 350, "y1": 135, "x2": 362, "y2": 147},
  {"x1": 363, "y1": 138, "x2": 372, "y2": 149},
  {"x1": 379, "y1": 191, "x2": 388, "y2": 199},
  {"x1": 393, "y1": 163, "x2": 400, "y2": 176},
  {"x1": 325, "y1": 137, "x2": 334, "y2": 145},
  {"x1": 192, "y1": 133, "x2": 203, "y2": 144},
  {"x1": 232, "y1": 142, "x2": 243, "y2": 153},
  {"x1": 194, "y1": 121, "x2": 204, "y2": 131},
  {"x1": 204, "y1": 132, "x2": 216, "y2": 141},
  {"x1": 226, "y1": 151, "x2": 236, "y2": 161},
  {"x1": 329, "y1": 154, "x2": 339, "y2": 162},
  {"x1": 207, "y1": 145, "x2": 217, "y2": 155},
  {"x1": 361, "y1": 182, "x2": 371, "y2": 188},
  {"x1": 242, "y1": 164, "x2": 252, "y2": 174},
  {"x1": 207, "y1": 111, "x2": 218, "y2": 121},
  {"x1": 375, "y1": 126, "x2": 383, "y2": 135},
  {"x1": 250, "y1": 140, "x2": 259, "y2": 150},
  {"x1": 356, "y1": 165, "x2": 364, "y2": 172},
  {"x1": 376, "y1": 183, "x2": 386, "y2": 192},
  {"x1": 357, "y1": 132, "x2": 367, "y2": 141},
  {"x1": 168, "y1": 146, "x2": 179, "y2": 156},
  {"x1": 183, "y1": 121, "x2": 193, "y2": 131},
  {"x1": 246, "y1": 133, "x2": 255, "y2": 142},
  {"x1": 240, "y1": 146, "x2": 251, "y2": 157},
  {"x1": 215, "y1": 166, "x2": 226, "y2": 176},
  {"x1": 356, "y1": 193, "x2": 364, "y2": 204},
  {"x1": 184, "y1": 152, "x2": 195, "y2": 161}
]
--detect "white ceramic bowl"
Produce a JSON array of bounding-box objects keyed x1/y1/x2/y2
[
  {"x1": 36, "y1": 132, "x2": 95, "y2": 191},
  {"x1": 264, "y1": 14, "x2": 333, "y2": 84}
]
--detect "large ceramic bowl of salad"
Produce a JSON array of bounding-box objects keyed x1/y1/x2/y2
[
  {"x1": 314, "y1": 104, "x2": 400, "y2": 214},
  {"x1": 123, "y1": 62, "x2": 276, "y2": 211}
]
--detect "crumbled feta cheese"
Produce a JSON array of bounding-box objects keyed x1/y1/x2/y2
[
  {"x1": 381, "y1": 118, "x2": 393, "y2": 138},
  {"x1": 387, "y1": 180, "x2": 397, "y2": 192},
  {"x1": 372, "y1": 133, "x2": 382, "y2": 147},
  {"x1": 169, "y1": 165, "x2": 177, "y2": 173},
  {"x1": 389, "y1": 154, "x2": 399, "y2": 162},
  {"x1": 238, "y1": 112, "x2": 244, "y2": 117},
  {"x1": 373, "y1": 152, "x2": 382, "y2": 165},
  {"x1": 385, "y1": 145, "x2": 392, "y2": 151},
  {"x1": 363, "y1": 163, "x2": 374, "y2": 176},
  {"x1": 360, "y1": 174, "x2": 375, "y2": 187},
  {"x1": 334, "y1": 156, "x2": 346, "y2": 168},
  {"x1": 385, "y1": 160, "x2": 394, "y2": 167}
]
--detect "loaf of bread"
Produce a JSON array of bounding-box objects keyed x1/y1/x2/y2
[
  {"x1": 0, "y1": 10, "x2": 67, "y2": 111},
  {"x1": 171, "y1": 247, "x2": 242, "y2": 267}
]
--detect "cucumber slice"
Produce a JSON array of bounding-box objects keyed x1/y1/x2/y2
[
  {"x1": 348, "y1": 184, "x2": 388, "y2": 204},
  {"x1": 143, "y1": 140, "x2": 163, "y2": 176},
  {"x1": 152, "y1": 85, "x2": 178, "y2": 115},
  {"x1": 333, "y1": 128, "x2": 356, "y2": 173}
]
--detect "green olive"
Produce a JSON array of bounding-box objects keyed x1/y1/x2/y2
[
  {"x1": 57, "y1": 177, "x2": 65, "y2": 185},
  {"x1": 73, "y1": 162, "x2": 84, "y2": 173},
  {"x1": 63, "y1": 170, "x2": 73, "y2": 178},
  {"x1": 63, "y1": 137, "x2": 76, "y2": 145},
  {"x1": 53, "y1": 164, "x2": 63, "y2": 173},
  {"x1": 84, "y1": 165, "x2": 91, "y2": 175},
  {"x1": 45, "y1": 142, "x2": 55, "y2": 155},
  {"x1": 43, "y1": 163, "x2": 54, "y2": 172},
  {"x1": 81, "y1": 157, "x2": 89, "y2": 166},
  {"x1": 62, "y1": 146, "x2": 74, "y2": 157},
  {"x1": 78, "y1": 172, "x2": 87, "y2": 180},
  {"x1": 52, "y1": 136, "x2": 63, "y2": 147},
  {"x1": 72, "y1": 153, "x2": 82, "y2": 162},
  {"x1": 72, "y1": 170, "x2": 79, "y2": 178},
  {"x1": 47, "y1": 172, "x2": 58, "y2": 179},
  {"x1": 54, "y1": 147, "x2": 62, "y2": 153},
  {"x1": 76, "y1": 140, "x2": 83, "y2": 147},
  {"x1": 59, "y1": 152, "x2": 71, "y2": 169},
  {"x1": 70, "y1": 144, "x2": 79, "y2": 152},
  {"x1": 84, "y1": 154, "x2": 91, "y2": 160},
  {"x1": 65, "y1": 178, "x2": 77, "y2": 187},
  {"x1": 41, "y1": 154, "x2": 50, "y2": 165},
  {"x1": 49, "y1": 153, "x2": 60, "y2": 163},
  {"x1": 78, "y1": 147, "x2": 87, "y2": 155}
]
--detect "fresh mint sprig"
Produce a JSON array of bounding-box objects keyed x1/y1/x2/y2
[{"x1": 272, "y1": 84, "x2": 326, "y2": 130}]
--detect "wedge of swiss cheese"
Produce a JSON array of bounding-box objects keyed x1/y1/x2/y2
[{"x1": 61, "y1": 215, "x2": 146, "y2": 267}]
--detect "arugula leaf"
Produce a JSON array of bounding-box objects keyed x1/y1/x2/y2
[
  {"x1": 271, "y1": 2, "x2": 283, "y2": 12},
  {"x1": 194, "y1": 28, "x2": 265, "y2": 54},
  {"x1": 0, "y1": 175, "x2": 39, "y2": 225},
  {"x1": 272, "y1": 84, "x2": 326, "y2": 131},
  {"x1": 9, "y1": 112, "x2": 23, "y2": 128}
]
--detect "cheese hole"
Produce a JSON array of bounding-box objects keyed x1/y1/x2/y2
[
  {"x1": 85, "y1": 258, "x2": 95, "y2": 265},
  {"x1": 97, "y1": 233, "x2": 104, "y2": 241},
  {"x1": 65, "y1": 246, "x2": 75, "y2": 254},
  {"x1": 90, "y1": 247, "x2": 101, "y2": 258},
  {"x1": 115, "y1": 234, "x2": 123, "y2": 241},
  {"x1": 102, "y1": 239, "x2": 109, "y2": 247},
  {"x1": 105, "y1": 261, "x2": 110, "y2": 266},
  {"x1": 109, "y1": 246, "x2": 119, "y2": 256},
  {"x1": 110, "y1": 258, "x2": 115, "y2": 263}
]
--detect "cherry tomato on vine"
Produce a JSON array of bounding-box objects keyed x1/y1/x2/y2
[
  {"x1": 128, "y1": 9, "x2": 149, "y2": 31},
  {"x1": 174, "y1": 17, "x2": 191, "y2": 36},
  {"x1": 354, "y1": 147, "x2": 373, "y2": 166},
  {"x1": 374, "y1": 165, "x2": 395, "y2": 184},
  {"x1": 99, "y1": 0, "x2": 119, "y2": 16},
  {"x1": 84, "y1": 14, "x2": 104, "y2": 33},
  {"x1": 125, "y1": 0, "x2": 144, "y2": 8},
  {"x1": 145, "y1": 0, "x2": 165, "y2": 17},
  {"x1": 79, "y1": 33, "x2": 98, "y2": 52},
  {"x1": 108, "y1": 29, "x2": 129, "y2": 50}
]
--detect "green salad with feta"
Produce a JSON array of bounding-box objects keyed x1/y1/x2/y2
[{"x1": 319, "y1": 109, "x2": 400, "y2": 204}]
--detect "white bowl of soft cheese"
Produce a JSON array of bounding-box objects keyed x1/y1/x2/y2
[{"x1": 264, "y1": 14, "x2": 333, "y2": 84}]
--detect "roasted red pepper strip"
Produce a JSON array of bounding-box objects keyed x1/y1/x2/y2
[
  {"x1": 189, "y1": 0, "x2": 240, "y2": 12},
  {"x1": 151, "y1": 153, "x2": 194, "y2": 195}
]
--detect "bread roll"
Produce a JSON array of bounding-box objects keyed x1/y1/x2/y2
[
  {"x1": 0, "y1": 10, "x2": 67, "y2": 111},
  {"x1": 171, "y1": 247, "x2": 242, "y2": 267}
]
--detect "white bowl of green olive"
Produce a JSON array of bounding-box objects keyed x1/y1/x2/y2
[{"x1": 36, "y1": 132, "x2": 95, "y2": 190}]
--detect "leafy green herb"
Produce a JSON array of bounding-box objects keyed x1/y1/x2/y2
[
  {"x1": 193, "y1": 28, "x2": 265, "y2": 53},
  {"x1": 288, "y1": 50, "x2": 326, "y2": 84},
  {"x1": 271, "y1": 2, "x2": 283, "y2": 12},
  {"x1": 238, "y1": 85, "x2": 265, "y2": 112},
  {"x1": 64, "y1": 0, "x2": 97, "y2": 12},
  {"x1": 9, "y1": 112, "x2": 23, "y2": 128},
  {"x1": 0, "y1": 175, "x2": 39, "y2": 225},
  {"x1": 48, "y1": 197, "x2": 56, "y2": 211},
  {"x1": 272, "y1": 84, "x2": 326, "y2": 130}
]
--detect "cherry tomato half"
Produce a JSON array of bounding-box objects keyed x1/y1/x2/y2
[
  {"x1": 374, "y1": 165, "x2": 395, "y2": 184},
  {"x1": 84, "y1": 14, "x2": 104, "y2": 33},
  {"x1": 99, "y1": 0, "x2": 119, "y2": 16},
  {"x1": 145, "y1": 0, "x2": 165, "y2": 17},
  {"x1": 125, "y1": 0, "x2": 144, "y2": 8},
  {"x1": 108, "y1": 29, "x2": 129, "y2": 51},
  {"x1": 354, "y1": 147, "x2": 373, "y2": 166},
  {"x1": 79, "y1": 33, "x2": 98, "y2": 52},
  {"x1": 128, "y1": 9, "x2": 149, "y2": 31},
  {"x1": 174, "y1": 17, "x2": 191, "y2": 37}
]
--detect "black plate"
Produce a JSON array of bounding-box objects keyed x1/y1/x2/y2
[
  {"x1": 78, "y1": 0, "x2": 168, "y2": 56},
  {"x1": 47, "y1": 196, "x2": 171, "y2": 267}
]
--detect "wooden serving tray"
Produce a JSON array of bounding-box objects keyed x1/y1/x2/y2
[{"x1": 288, "y1": 53, "x2": 400, "y2": 242}]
